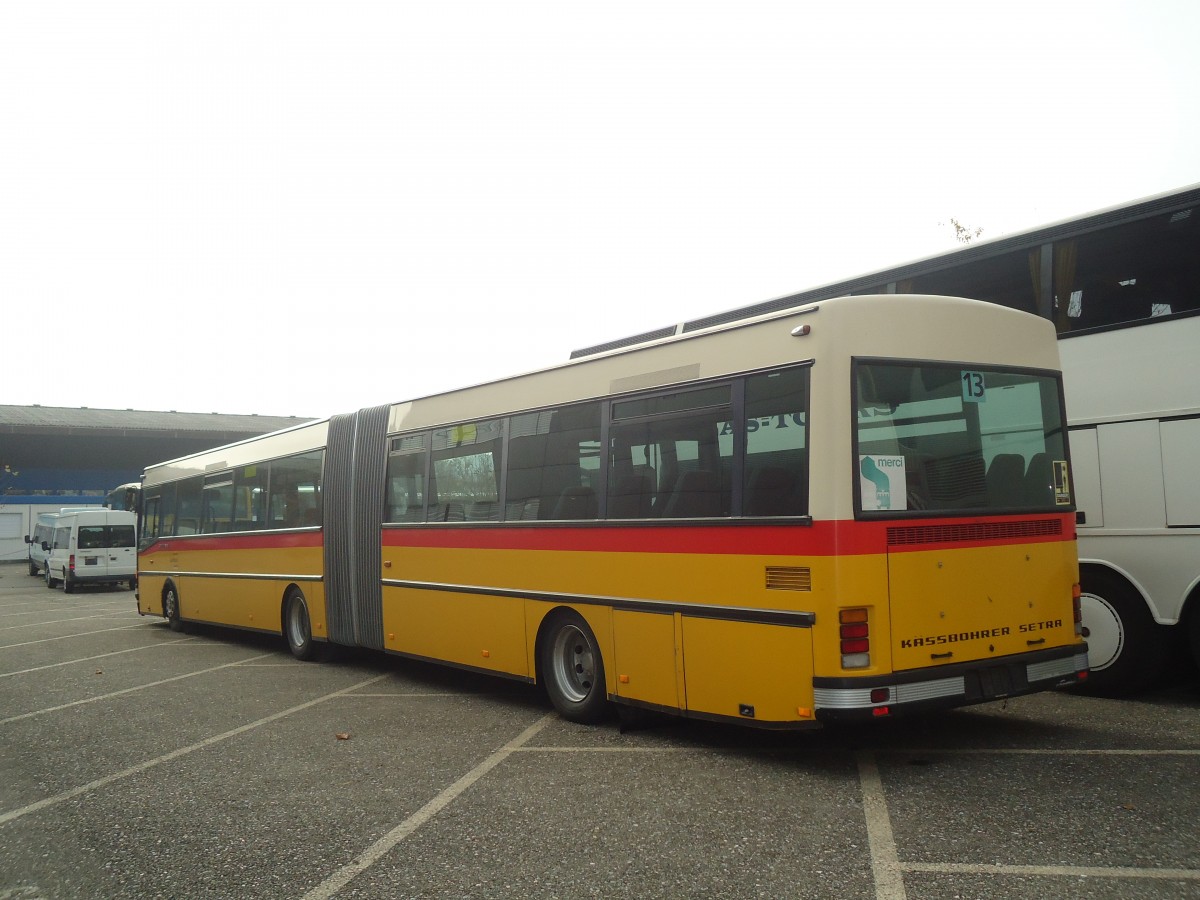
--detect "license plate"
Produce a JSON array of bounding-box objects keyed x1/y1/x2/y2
[{"x1": 978, "y1": 666, "x2": 1013, "y2": 698}]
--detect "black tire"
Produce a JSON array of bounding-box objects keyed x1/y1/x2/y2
[
  {"x1": 284, "y1": 590, "x2": 318, "y2": 661},
  {"x1": 63, "y1": 573, "x2": 76, "y2": 594},
  {"x1": 539, "y1": 611, "x2": 609, "y2": 724},
  {"x1": 164, "y1": 584, "x2": 185, "y2": 633},
  {"x1": 28, "y1": 561, "x2": 38, "y2": 577},
  {"x1": 1188, "y1": 605, "x2": 1200, "y2": 674},
  {"x1": 1077, "y1": 570, "x2": 1167, "y2": 694},
  {"x1": 45, "y1": 566, "x2": 59, "y2": 590}
]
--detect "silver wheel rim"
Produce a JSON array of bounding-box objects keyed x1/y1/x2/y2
[
  {"x1": 287, "y1": 597, "x2": 310, "y2": 649},
  {"x1": 1080, "y1": 593, "x2": 1123, "y2": 671},
  {"x1": 550, "y1": 624, "x2": 596, "y2": 703},
  {"x1": 164, "y1": 589, "x2": 177, "y2": 620}
]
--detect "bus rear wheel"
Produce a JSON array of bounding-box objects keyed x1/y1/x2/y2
[
  {"x1": 539, "y1": 611, "x2": 609, "y2": 724},
  {"x1": 1077, "y1": 570, "x2": 1166, "y2": 694},
  {"x1": 284, "y1": 590, "x2": 318, "y2": 661}
]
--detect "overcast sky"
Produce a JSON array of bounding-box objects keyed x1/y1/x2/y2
[{"x1": 3, "y1": 1, "x2": 1198, "y2": 419}]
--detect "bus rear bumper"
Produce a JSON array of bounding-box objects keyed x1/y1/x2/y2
[{"x1": 812, "y1": 645, "x2": 1089, "y2": 723}]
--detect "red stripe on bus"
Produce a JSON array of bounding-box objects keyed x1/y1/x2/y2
[
  {"x1": 379, "y1": 515, "x2": 1073, "y2": 556},
  {"x1": 139, "y1": 531, "x2": 322, "y2": 554},
  {"x1": 137, "y1": 515, "x2": 1072, "y2": 559}
]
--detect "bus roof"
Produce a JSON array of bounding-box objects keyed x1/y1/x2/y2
[{"x1": 143, "y1": 293, "x2": 1060, "y2": 486}]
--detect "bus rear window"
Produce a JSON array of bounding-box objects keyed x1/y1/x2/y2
[
  {"x1": 854, "y1": 361, "x2": 1071, "y2": 515},
  {"x1": 79, "y1": 525, "x2": 136, "y2": 549}
]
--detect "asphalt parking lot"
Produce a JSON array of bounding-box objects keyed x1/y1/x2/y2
[{"x1": 2, "y1": 562, "x2": 1199, "y2": 900}]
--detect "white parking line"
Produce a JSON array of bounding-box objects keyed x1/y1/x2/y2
[
  {"x1": 300, "y1": 713, "x2": 555, "y2": 900},
  {"x1": 0, "y1": 613, "x2": 114, "y2": 631},
  {"x1": 0, "y1": 652, "x2": 278, "y2": 726},
  {"x1": 857, "y1": 751, "x2": 907, "y2": 900},
  {"x1": 0, "y1": 638, "x2": 195, "y2": 678},
  {"x1": 0, "y1": 623, "x2": 154, "y2": 649},
  {"x1": 905, "y1": 861, "x2": 1200, "y2": 881},
  {"x1": 0, "y1": 673, "x2": 390, "y2": 827}
]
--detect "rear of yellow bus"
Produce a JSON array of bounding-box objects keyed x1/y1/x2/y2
[{"x1": 812, "y1": 354, "x2": 1089, "y2": 721}]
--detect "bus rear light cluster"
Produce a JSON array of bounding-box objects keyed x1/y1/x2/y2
[
  {"x1": 1072, "y1": 583, "x2": 1083, "y2": 637},
  {"x1": 840, "y1": 608, "x2": 870, "y2": 669}
]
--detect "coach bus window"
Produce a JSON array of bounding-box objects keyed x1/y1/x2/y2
[
  {"x1": 506, "y1": 402, "x2": 602, "y2": 521},
  {"x1": 386, "y1": 434, "x2": 429, "y2": 523},
  {"x1": 268, "y1": 451, "x2": 324, "y2": 528},
  {"x1": 430, "y1": 419, "x2": 502, "y2": 522},
  {"x1": 1053, "y1": 207, "x2": 1200, "y2": 333},
  {"x1": 175, "y1": 477, "x2": 203, "y2": 534},
  {"x1": 743, "y1": 367, "x2": 809, "y2": 516},
  {"x1": 610, "y1": 385, "x2": 732, "y2": 519},
  {"x1": 898, "y1": 248, "x2": 1037, "y2": 315},
  {"x1": 233, "y1": 464, "x2": 268, "y2": 530},
  {"x1": 855, "y1": 362, "x2": 1069, "y2": 515}
]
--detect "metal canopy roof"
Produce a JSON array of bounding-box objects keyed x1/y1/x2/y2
[{"x1": 0, "y1": 405, "x2": 311, "y2": 436}]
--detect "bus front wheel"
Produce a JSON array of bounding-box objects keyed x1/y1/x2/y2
[
  {"x1": 1188, "y1": 604, "x2": 1200, "y2": 673},
  {"x1": 1077, "y1": 571, "x2": 1166, "y2": 694},
  {"x1": 539, "y1": 612, "x2": 609, "y2": 724},
  {"x1": 164, "y1": 585, "x2": 185, "y2": 633},
  {"x1": 284, "y1": 590, "x2": 317, "y2": 661}
]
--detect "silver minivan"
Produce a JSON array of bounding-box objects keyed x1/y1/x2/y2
[{"x1": 43, "y1": 509, "x2": 138, "y2": 592}]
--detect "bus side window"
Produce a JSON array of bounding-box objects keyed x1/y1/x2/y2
[
  {"x1": 201, "y1": 475, "x2": 235, "y2": 534},
  {"x1": 234, "y1": 465, "x2": 268, "y2": 531},
  {"x1": 743, "y1": 368, "x2": 809, "y2": 517},
  {"x1": 506, "y1": 403, "x2": 601, "y2": 521},
  {"x1": 386, "y1": 434, "x2": 429, "y2": 523},
  {"x1": 429, "y1": 420, "x2": 502, "y2": 523},
  {"x1": 609, "y1": 386, "x2": 733, "y2": 520},
  {"x1": 268, "y1": 451, "x2": 324, "y2": 529},
  {"x1": 175, "y1": 478, "x2": 203, "y2": 535},
  {"x1": 141, "y1": 495, "x2": 161, "y2": 548}
]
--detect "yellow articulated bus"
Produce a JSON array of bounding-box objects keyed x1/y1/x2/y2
[{"x1": 137, "y1": 294, "x2": 1088, "y2": 729}]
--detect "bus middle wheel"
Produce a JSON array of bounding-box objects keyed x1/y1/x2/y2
[
  {"x1": 284, "y1": 590, "x2": 318, "y2": 661},
  {"x1": 539, "y1": 611, "x2": 609, "y2": 724}
]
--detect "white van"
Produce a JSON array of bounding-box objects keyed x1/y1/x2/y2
[
  {"x1": 24, "y1": 512, "x2": 60, "y2": 576},
  {"x1": 43, "y1": 509, "x2": 138, "y2": 593}
]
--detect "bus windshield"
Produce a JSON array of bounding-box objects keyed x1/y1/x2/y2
[{"x1": 855, "y1": 360, "x2": 1071, "y2": 515}]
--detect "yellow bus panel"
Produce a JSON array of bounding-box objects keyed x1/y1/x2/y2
[
  {"x1": 682, "y1": 617, "x2": 815, "y2": 725},
  {"x1": 611, "y1": 609, "x2": 680, "y2": 709}
]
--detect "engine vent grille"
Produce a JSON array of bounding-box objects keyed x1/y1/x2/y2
[
  {"x1": 765, "y1": 566, "x2": 812, "y2": 591},
  {"x1": 887, "y1": 519, "x2": 1062, "y2": 547}
]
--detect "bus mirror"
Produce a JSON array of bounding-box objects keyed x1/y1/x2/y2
[{"x1": 24, "y1": 535, "x2": 32, "y2": 544}]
